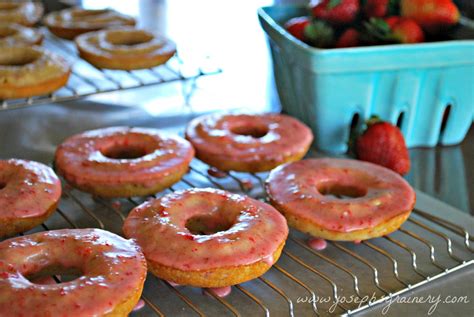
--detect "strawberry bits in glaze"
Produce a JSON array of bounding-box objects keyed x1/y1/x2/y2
[
  {"x1": 0, "y1": 229, "x2": 147, "y2": 317},
  {"x1": 123, "y1": 188, "x2": 288, "y2": 288},
  {"x1": 185, "y1": 113, "x2": 313, "y2": 173},
  {"x1": 0, "y1": 159, "x2": 61, "y2": 238},
  {"x1": 54, "y1": 126, "x2": 194, "y2": 198},
  {"x1": 266, "y1": 158, "x2": 415, "y2": 241}
]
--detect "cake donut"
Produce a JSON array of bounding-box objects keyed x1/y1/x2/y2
[
  {"x1": 0, "y1": 1, "x2": 43, "y2": 26},
  {"x1": 43, "y1": 8, "x2": 135, "y2": 40},
  {"x1": 0, "y1": 46, "x2": 70, "y2": 99},
  {"x1": 0, "y1": 229, "x2": 147, "y2": 316},
  {"x1": 185, "y1": 113, "x2": 313, "y2": 173},
  {"x1": 54, "y1": 126, "x2": 194, "y2": 198},
  {"x1": 0, "y1": 23, "x2": 43, "y2": 46},
  {"x1": 75, "y1": 28, "x2": 176, "y2": 70},
  {"x1": 266, "y1": 158, "x2": 416, "y2": 241},
  {"x1": 123, "y1": 188, "x2": 288, "y2": 287},
  {"x1": 0, "y1": 159, "x2": 61, "y2": 238}
]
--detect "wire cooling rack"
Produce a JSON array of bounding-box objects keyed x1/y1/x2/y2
[
  {"x1": 13, "y1": 158, "x2": 472, "y2": 317},
  {"x1": 0, "y1": 31, "x2": 221, "y2": 111}
]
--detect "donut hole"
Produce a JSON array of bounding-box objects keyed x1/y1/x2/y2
[
  {"x1": 186, "y1": 214, "x2": 235, "y2": 235},
  {"x1": 0, "y1": 50, "x2": 39, "y2": 66},
  {"x1": 0, "y1": 3, "x2": 20, "y2": 11},
  {"x1": 0, "y1": 27, "x2": 16, "y2": 39},
  {"x1": 106, "y1": 31, "x2": 153, "y2": 46},
  {"x1": 26, "y1": 264, "x2": 84, "y2": 285},
  {"x1": 231, "y1": 125, "x2": 269, "y2": 139},
  {"x1": 102, "y1": 144, "x2": 149, "y2": 160},
  {"x1": 0, "y1": 181, "x2": 6, "y2": 190},
  {"x1": 71, "y1": 9, "x2": 108, "y2": 19},
  {"x1": 318, "y1": 183, "x2": 367, "y2": 199}
]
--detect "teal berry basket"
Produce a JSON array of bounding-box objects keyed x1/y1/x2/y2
[{"x1": 258, "y1": 5, "x2": 474, "y2": 154}]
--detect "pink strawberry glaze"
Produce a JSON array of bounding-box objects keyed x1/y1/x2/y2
[
  {"x1": 266, "y1": 158, "x2": 416, "y2": 233},
  {"x1": 0, "y1": 159, "x2": 61, "y2": 219},
  {"x1": 185, "y1": 113, "x2": 313, "y2": 167},
  {"x1": 206, "y1": 286, "x2": 232, "y2": 297},
  {"x1": 54, "y1": 126, "x2": 194, "y2": 189},
  {"x1": 167, "y1": 280, "x2": 181, "y2": 287},
  {"x1": 307, "y1": 238, "x2": 327, "y2": 251},
  {"x1": 0, "y1": 229, "x2": 147, "y2": 317},
  {"x1": 123, "y1": 188, "x2": 288, "y2": 271},
  {"x1": 132, "y1": 299, "x2": 145, "y2": 311},
  {"x1": 207, "y1": 167, "x2": 227, "y2": 178}
]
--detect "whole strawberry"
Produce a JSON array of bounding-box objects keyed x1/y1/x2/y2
[
  {"x1": 401, "y1": 0, "x2": 460, "y2": 32},
  {"x1": 363, "y1": 0, "x2": 390, "y2": 18},
  {"x1": 304, "y1": 20, "x2": 335, "y2": 48},
  {"x1": 386, "y1": 17, "x2": 425, "y2": 43},
  {"x1": 335, "y1": 28, "x2": 360, "y2": 47},
  {"x1": 284, "y1": 16, "x2": 311, "y2": 41},
  {"x1": 363, "y1": 17, "x2": 424, "y2": 44},
  {"x1": 355, "y1": 118, "x2": 410, "y2": 175},
  {"x1": 311, "y1": 0, "x2": 360, "y2": 25}
]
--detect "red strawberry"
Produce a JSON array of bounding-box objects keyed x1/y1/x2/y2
[
  {"x1": 284, "y1": 16, "x2": 311, "y2": 41},
  {"x1": 311, "y1": 0, "x2": 360, "y2": 25},
  {"x1": 304, "y1": 20, "x2": 335, "y2": 48},
  {"x1": 335, "y1": 28, "x2": 360, "y2": 47},
  {"x1": 356, "y1": 118, "x2": 410, "y2": 175},
  {"x1": 386, "y1": 16, "x2": 425, "y2": 43},
  {"x1": 363, "y1": 0, "x2": 390, "y2": 18},
  {"x1": 400, "y1": 0, "x2": 460, "y2": 32},
  {"x1": 363, "y1": 17, "x2": 424, "y2": 44}
]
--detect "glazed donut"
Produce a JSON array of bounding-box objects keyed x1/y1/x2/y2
[
  {"x1": 75, "y1": 28, "x2": 177, "y2": 70},
  {"x1": 266, "y1": 158, "x2": 416, "y2": 241},
  {"x1": 0, "y1": 159, "x2": 61, "y2": 238},
  {"x1": 123, "y1": 188, "x2": 288, "y2": 288},
  {"x1": 0, "y1": 46, "x2": 70, "y2": 99},
  {"x1": 0, "y1": 1, "x2": 43, "y2": 26},
  {"x1": 54, "y1": 126, "x2": 194, "y2": 198},
  {"x1": 0, "y1": 23, "x2": 43, "y2": 46},
  {"x1": 185, "y1": 113, "x2": 314, "y2": 173},
  {"x1": 44, "y1": 8, "x2": 135, "y2": 40},
  {"x1": 0, "y1": 229, "x2": 147, "y2": 317}
]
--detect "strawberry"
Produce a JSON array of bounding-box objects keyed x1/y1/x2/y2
[
  {"x1": 284, "y1": 16, "x2": 311, "y2": 41},
  {"x1": 400, "y1": 0, "x2": 460, "y2": 32},
  {"x1": 355, "y1": 118, "x2": 410, "y2": 175},
  {"x1": 335, "y1": 28, "x2": 360, "y2": 47},
  {"x1": 363, "y1": 0, "x2": 389, "y2": 18},
  {"x1": 363, "y1": 17, "x2": 424, "y2": 44},
  {"x1": 386, "y1": 16, "x2": 425, "y2": 43},
  {"x1": 304, "y1": 20, "x2": 335, "y2": 48},
  {"x1": 311, "y1": 0, "x2": 360, "y2": 25}
]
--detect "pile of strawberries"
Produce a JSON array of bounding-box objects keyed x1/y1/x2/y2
[{"x1": 285, "y1": 0, "x2": 460, "y2": 48}]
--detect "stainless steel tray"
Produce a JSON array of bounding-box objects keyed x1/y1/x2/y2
[
  {"x1": 9, "y1": 157, "x2": 472, "y2": 317},
  {"x1": 0, "y1": 30, "x2": 221, "y2": 111}
]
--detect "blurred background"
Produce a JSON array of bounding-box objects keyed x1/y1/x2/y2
[{"x1": 1, "y1": 0, "x2": 473, "y2": 214}]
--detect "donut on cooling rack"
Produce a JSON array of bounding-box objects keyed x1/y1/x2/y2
[
  {"x1": 123, "y1": 188, "x2": 288, "y2": 288},
  {"x1": 43, "y1": 8, "x2": 135, "y2": 40},
  {"x1": 266, "y1": 158, "x2": 416, "y2": 241},
  {"x1": 0, "y1": 46, "x2": 70, "y2": 99},
  {"x1": 0, "y1": 159, "x2": 61, "y2": 238},
  {"x1": 0, "y1": 1, "x2": 43, "y2": 26},
  {"x1": 54, "y1": 126, "x2": 195, "y2": 198},
  {"x1": 0, "y1": 229, "x2": 147, "y2": 316},
  {"x1": 75, "y1": 27, "x2": 177, "y2": 70},
  {"x1": 0, "y1": 23, "x2": 43, "y2": 46},
  {"x1": 185, "y1": 113, "x2": 314, "y2": 173}
]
